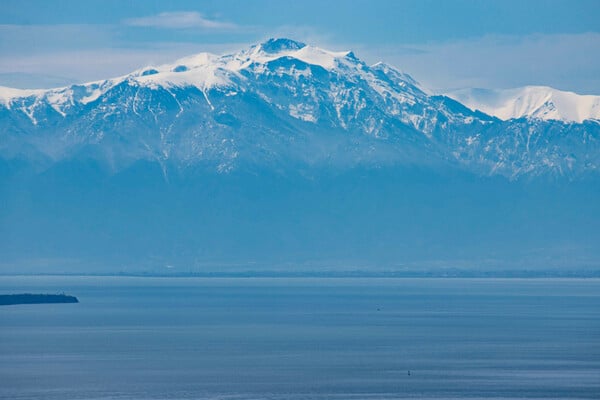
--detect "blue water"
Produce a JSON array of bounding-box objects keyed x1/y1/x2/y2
[{"x1": 1, "y1": 277, "x2": 599, "y2": 399}]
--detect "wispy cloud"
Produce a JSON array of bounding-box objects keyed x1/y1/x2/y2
[
  {"x1": 0, "y1": 24, "x2": 114, "y2": 54},
  {"x1": 124, "y1": 11, "x2": 237, "y2": 30},
  {"x1": 0, "y1": 42, "x2": 249, "y2": 88},
  {"x1": 1, "y1": 19, "x2": 598, "y2": 96},
  {"x1": 355, "y1": 32, "x2": 600, "y2": 95}
]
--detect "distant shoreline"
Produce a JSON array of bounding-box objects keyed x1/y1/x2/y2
[
  {"x1": 1, "y1": 271, "x2": 600, "y2": 279},
  {"x1": 0, "y1": 293, "x2": 79, "y2": 306}
]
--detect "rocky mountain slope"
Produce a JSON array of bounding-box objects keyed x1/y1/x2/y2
[{"x1": 1, "y1": 38, "x2": 599, "y2": 179}]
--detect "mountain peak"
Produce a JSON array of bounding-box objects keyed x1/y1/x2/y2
[
  {"x1": 259, "y1": 38, "x2": 307, "y2": 54},
  {"x1": 446, "y1": 86, "x2": 600, "y2": 123}
]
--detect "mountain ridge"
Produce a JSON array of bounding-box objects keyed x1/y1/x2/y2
[
  {"x1": 1, "y1": 39, "x2": 600, "y2": 273},
  {"x1": 446, "y1": 86, "x2": 600, "y2": 123},
  {"x1": 1, "y1": 38, "x2": 599, "y2": 179}
]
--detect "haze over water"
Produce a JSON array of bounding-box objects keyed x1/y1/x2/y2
[{"x1": 1, "y1": 276, "x2": 599, "y2": 399}]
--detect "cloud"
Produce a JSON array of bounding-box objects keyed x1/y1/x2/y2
[
  {"x1": 355, "y1": 32, "x2": 600, "y2": 95},
  {"x1": 0, "y1": 42, "x2": 250, "y2": 88},
  {"x1": 0, "y1": 24, "x2": 115, "y2": 54},
  {"x1": 0, "y1": 21, "x2": 598, "y2": 96},
  {"x1": 124, "y1": 11, "x2": 237, "y2": 30}
]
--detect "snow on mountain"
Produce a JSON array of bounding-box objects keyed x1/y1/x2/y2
[
  {"x1": 0, "y1": 87, "x2": 43, "y2": 107},
  {"x1": 1, "y1": 38, "x2": 599, "y2": 178},
  {"x1": 0, "y1": 39, "x2": 353, "y2": 112},
  {"x1": 0, "y1": 38, "x2": 458, "y2": 130},
  {"x1": 446, "y1": 86, "x2": 600, "y2": 123}
]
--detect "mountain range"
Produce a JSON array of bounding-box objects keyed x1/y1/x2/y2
[
  {"x1": 1, "y1": 38, "x2": 599, "y2": 178},
  {"x1": 1, "y1": 38, "x2": 599, "y2": 275},
  {"x1": 446, "y1": 86, "x2": 600, "y2": 123}
]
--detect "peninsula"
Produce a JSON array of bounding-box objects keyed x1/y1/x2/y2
[{"x1": 0, "y1": 293, "x2": 79, "y2": 306}]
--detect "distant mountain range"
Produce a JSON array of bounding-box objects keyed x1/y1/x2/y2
[
  {"x1": 446, "y1": 86, "x2": 600, "y2": 123},
  {"x1": 1, "y1": 38, "x2": 599, "y2": 178},
  {"x1": 1, "y1": 39, "x2": 599, "y2": 274}
]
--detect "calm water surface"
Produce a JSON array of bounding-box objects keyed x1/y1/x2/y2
[{"x1": 1, "y1": 277, "x2": 599, "y2": 399}]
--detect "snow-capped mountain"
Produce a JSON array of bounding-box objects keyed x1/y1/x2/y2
[
  {"x1": 1, "y1": 38, "x2": 599, "y2": 178},
  {"x1": 446, "y1": 86, "x2": 600, "y2": 123},
  {"x1": 0, "y1": 38, "x2": 448, "y2": 130},
  {"x1": 2, "y1": 39, "x2": 600, "y2": 273}
]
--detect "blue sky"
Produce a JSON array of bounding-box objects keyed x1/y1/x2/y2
[{"x1": 1, "y1": 0, "x2": 599, "y2": 93}]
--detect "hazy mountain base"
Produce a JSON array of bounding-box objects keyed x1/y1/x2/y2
[
  {"x1": 2, "y1": 39, "x2": 599, "y2": 277},
  {"x1": 1, "y1": 159, "x2": 599, "y2": 276}
]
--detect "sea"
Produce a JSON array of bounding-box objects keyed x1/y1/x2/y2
[{"x1": 1, "y1": 276, "x2": 599, "y2": 399}]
